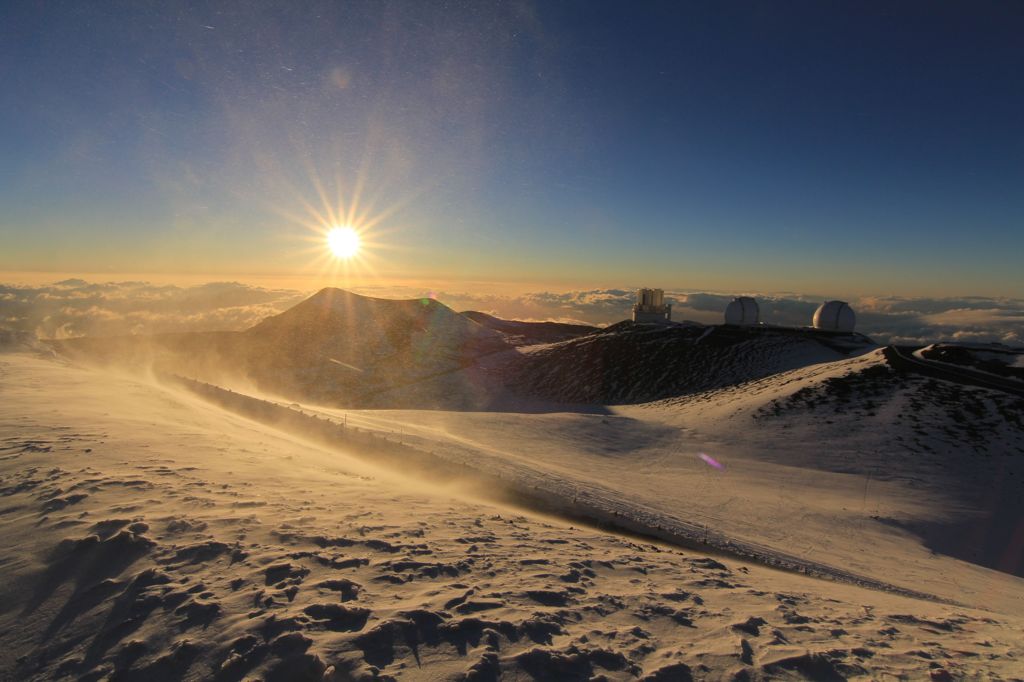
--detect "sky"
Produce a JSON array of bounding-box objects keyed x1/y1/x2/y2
[{"x1": 1, "y1": 1, "x2": 1023, "y2": 298}]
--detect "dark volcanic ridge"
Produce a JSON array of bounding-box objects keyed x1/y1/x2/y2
[
  {"x1": 50, "y1": 287, "x2": 1024, "y2": 413},
  {"x1": 53, "y1": 289, "x2": 510, "y2": 404},
  {"x1": 506, "y1": 321, "x2": 876, "y2": 405},
  {"x1": 460, "y1": 311, "x2": 599, "y2": 346}
]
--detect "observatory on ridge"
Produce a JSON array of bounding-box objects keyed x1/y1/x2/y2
[
  {"x1": 632, "y1": 288, "x2": 672, "y2": 323},
  {"x1": 812, "y1": 300, "x2": 856, "y2": 332},
  {"x1": 724, "y1": 296, "x2": 760, "y2": 326}
]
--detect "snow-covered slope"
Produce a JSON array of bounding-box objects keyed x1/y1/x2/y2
[
  {"x1": 3, "y1": 351, "x2": 1023, "y2": 681},
  {"x1": 42, "y1": 297, "x2": 1024, "y2": 605},
  {"x1": 652, "y1": 348, "x2": 1024, "y2": 576},
  {"x1": 285, "y1": 347, "x2": 1024, "y2": 610}
]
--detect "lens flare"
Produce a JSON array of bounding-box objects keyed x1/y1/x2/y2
[{"x1": 699, "y1": 453, "x2": 724, "y2": 470}]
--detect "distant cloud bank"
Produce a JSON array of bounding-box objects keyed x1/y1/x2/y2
[
  {"x1": 0, "y1": 279, "x2": 306, "y2": 339},
  {"x1": 1, "y1": 279, "x2": 1021, "y2": 347},
  {"x1": 421, "y1": 288, "x2": 1024, "y2": 346}
]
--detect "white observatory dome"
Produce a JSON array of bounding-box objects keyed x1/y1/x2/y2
[
  {"x1": 812, "y1": 300, "x2": 856, "y2": 332},
  {"x1": 724, "y1": 297, "x2": 760, "y2": 326}
]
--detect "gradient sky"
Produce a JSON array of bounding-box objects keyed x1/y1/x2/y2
[{"x1": 2, "y1": 1, "x2": 1022, "y2": 297}]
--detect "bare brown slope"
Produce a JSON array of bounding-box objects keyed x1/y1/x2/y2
[
  {"x1": 243, "y1": 288, "x2": 507, "y2": 383},
  {"x1": 52, "y1": 289, "x2": 509, "y2": 404}
]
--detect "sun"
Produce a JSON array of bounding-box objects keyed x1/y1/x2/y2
[{"x1": 326, "y1": 226, "x2": 361, "y2": 259}]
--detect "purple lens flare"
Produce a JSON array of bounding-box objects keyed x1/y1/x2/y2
[{"x1": 699, "y1": 453, "x2": 724, "y2": 470}]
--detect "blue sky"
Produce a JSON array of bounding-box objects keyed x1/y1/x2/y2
[{"x1": 2, "y1": 1, "x2": 1022, "y2": 297}]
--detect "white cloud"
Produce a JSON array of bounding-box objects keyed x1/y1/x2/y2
[{"x1": 0, "y1": 281, "x2": 308, "y2": 339}]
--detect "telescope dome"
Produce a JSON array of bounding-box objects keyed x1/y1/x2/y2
[
  {"x1": 812, "y1": 300, "x2": 855, "y2": 332},
  {"x1": 724, "y1": 297, "x2": 760, "y2": 326}
]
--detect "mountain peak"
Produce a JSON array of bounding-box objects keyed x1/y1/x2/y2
[
  {"x1": 304, "y1": 287, "x2": 443, "y2": 311},
  {"x1": 240, "y1": 288, "x2": 507, "y2": 390}
]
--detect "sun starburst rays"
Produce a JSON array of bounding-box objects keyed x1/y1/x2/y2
[
  {"x1": 283, "y1": 186, "x2": 401, "y2": 286},
  {"x1": 253, "y1": 149, "x2": 437, "y2": 288}
]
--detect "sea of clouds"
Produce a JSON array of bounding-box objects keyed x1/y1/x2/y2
[
  {"x1": 0, "y1": 279, "x2": 307, "y2": 340},
  {"x1": 2, "y1": 279, "x2": 1022, "y2": 347}
]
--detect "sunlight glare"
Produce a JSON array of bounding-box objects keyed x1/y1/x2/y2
[{"x1": 327, "y1": 226, "x2": 361, "y2": 259}]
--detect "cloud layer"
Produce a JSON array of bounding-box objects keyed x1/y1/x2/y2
[
  {"x1": 2, "y1": 279, "x2": 1021, "y2": 347},
  {"x1": 0, "y1": 280, "x2": 307, "y2": 339}
]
